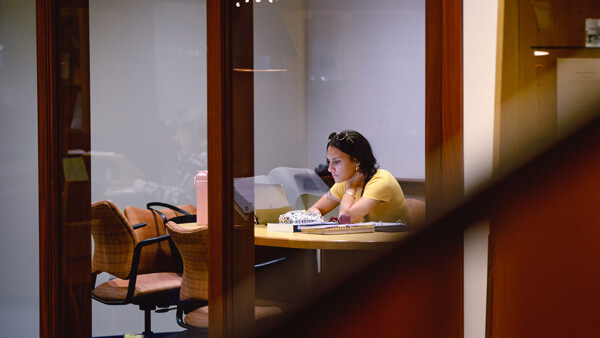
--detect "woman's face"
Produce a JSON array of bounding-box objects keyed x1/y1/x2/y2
[{"x1": 327, "y1": 145, "x2": 358, "y2": 183}]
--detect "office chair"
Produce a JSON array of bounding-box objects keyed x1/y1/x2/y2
[
  {"x1": 90, "y1": 200, "x2": 183, "y2": 338},
  {"x1": 165, "y1": 220, "x2": 284, "y2": 332},
  {"x1": 124, "y1": 202, "x2": 196, "y2": 273},
  {"x1": 406, "y1": 198, "x2": 426, "y2": 226}
]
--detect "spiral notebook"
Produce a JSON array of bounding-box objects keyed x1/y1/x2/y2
[{"x1": 298, "y1": 223, "x2": 375, "y2": 235}]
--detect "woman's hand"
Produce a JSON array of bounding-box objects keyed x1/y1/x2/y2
[
  {"x1": 307, "y1": 207, "x2": 322, "y2": 215},
  {"x1": 339, "y1": 170, "x2": 381, "y2": 223}
]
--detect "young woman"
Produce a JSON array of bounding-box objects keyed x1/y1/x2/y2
[{"x1": 308, "y1": 130, "x2": 411, "y2": 224}]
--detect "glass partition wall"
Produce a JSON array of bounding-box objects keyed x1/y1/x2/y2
[
  {"x1": 249, "y1": 0, "x2": 426, "y2": 322},
  {"x1": 0, "y1": 1, "x2": 39, "y2": 337},
  {"x1": 42, "y1": 0, "x2": 428, "y2": 335},
  {"x1": 89, "y1": 0, "x2": 208, "y2": 211},
  {"x1": 88, "y1": 0, "x2": 207, "y2": 336}
]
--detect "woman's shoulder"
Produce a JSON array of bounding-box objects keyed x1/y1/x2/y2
[
  {"x1": 365, "y1": 169, "x2": 396, "y2": 189},
  {"x1": 373, "y1": 169, "x2": 395, "y2": 180}
]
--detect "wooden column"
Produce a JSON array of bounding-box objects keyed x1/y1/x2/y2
[
  {"x1": 426, "y1": 0, "x2": 464, "y2": 218},
  {"x1": 37, "y1": 0, "x2": 92, "y2": 337},
  {"x1": 207, "y1": 0, "x2": 255, "y2": 336}
]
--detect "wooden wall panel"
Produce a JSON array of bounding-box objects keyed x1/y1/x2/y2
[
  {"x1": 488, "y1": 116, "x2": 600, "y2": 337},
  {"x1": 492, "y1": 1, "x2": 600, "y2": 336}
]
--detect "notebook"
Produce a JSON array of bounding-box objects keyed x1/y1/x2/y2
[
  {"x1": 371, "y1": 222, "x2": 414, "y2": 232},
  {"x1": 298, "y1": 223, "x2": 375, "y2": 235}
]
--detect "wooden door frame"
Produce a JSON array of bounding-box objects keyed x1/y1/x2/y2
[
  {"x1": 426, "y1": 0, "x2": 465, "y2": 216},
  {"x1": 37, "y1": 0, "x2": 92, "y2": 337},
  {"x1": 37, "y1": 1, "x2": 61, "y2": 336},
  {"x1": 425, "y1": 0, "x2": 464, "y2": 335}
]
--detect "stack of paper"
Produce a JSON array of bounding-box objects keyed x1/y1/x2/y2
[{"x1": 266, "y1": 221, "x2": 337, "y2": 233}]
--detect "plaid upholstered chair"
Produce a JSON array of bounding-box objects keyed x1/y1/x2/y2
[
  {"x1": 165, "y1": 220, "x2": 284, "y2": 333},
  {"x1": 406, "y1": 198, "x2": 426, "y2": 226},
  {"x1": 124, "y1": 202, "x2": 196, "y2": 274},
  {"x1": 90, "y1": 200, "x2": 185, "y2": 338}
]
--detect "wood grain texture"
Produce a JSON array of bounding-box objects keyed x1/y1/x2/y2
[
  {"x1": 207, "y1": 0, "x2": 256, "y2": 336},
  {"x1": 37, "y1": 0, "x2": 59, "y2": 336},
  {"x1": 207, "y1": 0, "x2": 229, "y2": 336},
  {"x1": 37, "y1": 0, "x2": 92, "y2": 337}
]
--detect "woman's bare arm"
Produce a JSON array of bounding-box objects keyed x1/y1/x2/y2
[
  {"x1": 339, "y1": 195, "x2": 380, "y2": 223},
  {"x1": 307, "y1": 191, "x2": 339, "y2": 216}
]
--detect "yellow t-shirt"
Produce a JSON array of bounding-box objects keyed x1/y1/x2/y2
[{"x1": 330, "y1": 169, "x2": 411, "y2": 223}]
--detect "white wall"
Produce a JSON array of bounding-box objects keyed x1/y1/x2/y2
[
  {"x1": 463, "y1": 0, "x2": 498, "y2": 337},
  {"x1": 0, "y1": 0, "x2": 40, "y2": 336},
  {"x1": 253, "y1": 0, "x2": 309, "y2": 173},
  {"x1": 254, "y1": 0, "x2": 425, "y2": 179},
  {"x1": 306, "y1": 0, "x2": 425, "y2": 179}
]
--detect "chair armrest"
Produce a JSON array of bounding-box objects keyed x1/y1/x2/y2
[
  {"x1": 147, "y1": 202, "x2": 191, "y2": 225},
  {"x1": 124, "y1": 234, "x2": 172, "y2": 301},
  {"x1": 131, "y1": 222, "x2": 147, "y2": 230}
]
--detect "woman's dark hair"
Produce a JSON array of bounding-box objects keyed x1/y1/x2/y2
[{"x1": 327, "y1": 130, "x2": 379, "y2": 183}]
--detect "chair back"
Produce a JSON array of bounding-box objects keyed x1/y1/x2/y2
[
  {"x1": 91, "y1": 200, "x2": 137, "y2": 279},
  {"x1": 406, "y1": 198, "x2": 426, "y2": 226},
  {"x1": 124, "y1": 204, "x2": 195, "y2": 273},
  {"x1": 165, "y1": 221, "x2": 210, "y2": 302}
]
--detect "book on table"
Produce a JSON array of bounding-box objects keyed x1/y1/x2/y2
[
  {"x1": 371, "y1": 222, "x2": 413, "y2": 232},
  {"x1": 298, "y1": 223, "x2": 376, "y2": 235},
  {"x1": 297, "y1": 221, "x2": 413, "y2": 235},
  {"x1": 266, "y1": 221, "x2": 337, "y2": 233},
  {"x1": 267, "y1": 221, "x2": 413, "y2": 234}
]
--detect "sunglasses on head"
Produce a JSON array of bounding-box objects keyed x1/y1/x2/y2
[{"x1": 328, "y1": 131, "x2": 354, "y2": 143}]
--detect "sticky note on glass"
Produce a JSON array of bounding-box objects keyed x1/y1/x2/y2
[{"x1": 63, "y1": 157, "x2": 89, "y2": 182}]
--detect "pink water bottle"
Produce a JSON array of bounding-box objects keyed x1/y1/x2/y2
[{"x1": 194, "y1": 170, "x2": 208, "y2": 225}]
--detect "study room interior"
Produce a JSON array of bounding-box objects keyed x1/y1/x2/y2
[
  {"x1": 87, "y1": 0, "x2": 426, "y2": 335},
  {"x1": 3, "y1": 0, "x2": 600, "y2": 337}
]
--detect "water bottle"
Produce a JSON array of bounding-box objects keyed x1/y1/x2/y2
[{"x1": 194, "y1": 170, "x2": 208, "y2": 225}]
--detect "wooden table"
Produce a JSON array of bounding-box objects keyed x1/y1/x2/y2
[
  {"x1": 254, "y1": 224, "x2": 413, "y2": 292},
  {"x1": 254, "y1": 224, "x2": 409, "y2": 250},
  {"x1": 176, "y1": 222, "x2": 413, "y2": 302},
  {"x1": 177, "y1": 222, "x2": 411, "y2": 250}
]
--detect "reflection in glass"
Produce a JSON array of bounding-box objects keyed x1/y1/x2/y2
[
  {"x1": 496, "y1": 0, "x2": 600, "y2": 174},
  {"x1": 89, "y1": 0, "x2": 206, "y2": 336},
  {"x1": 90, "y1": 0, "x2": 207, "y2": 211}
]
